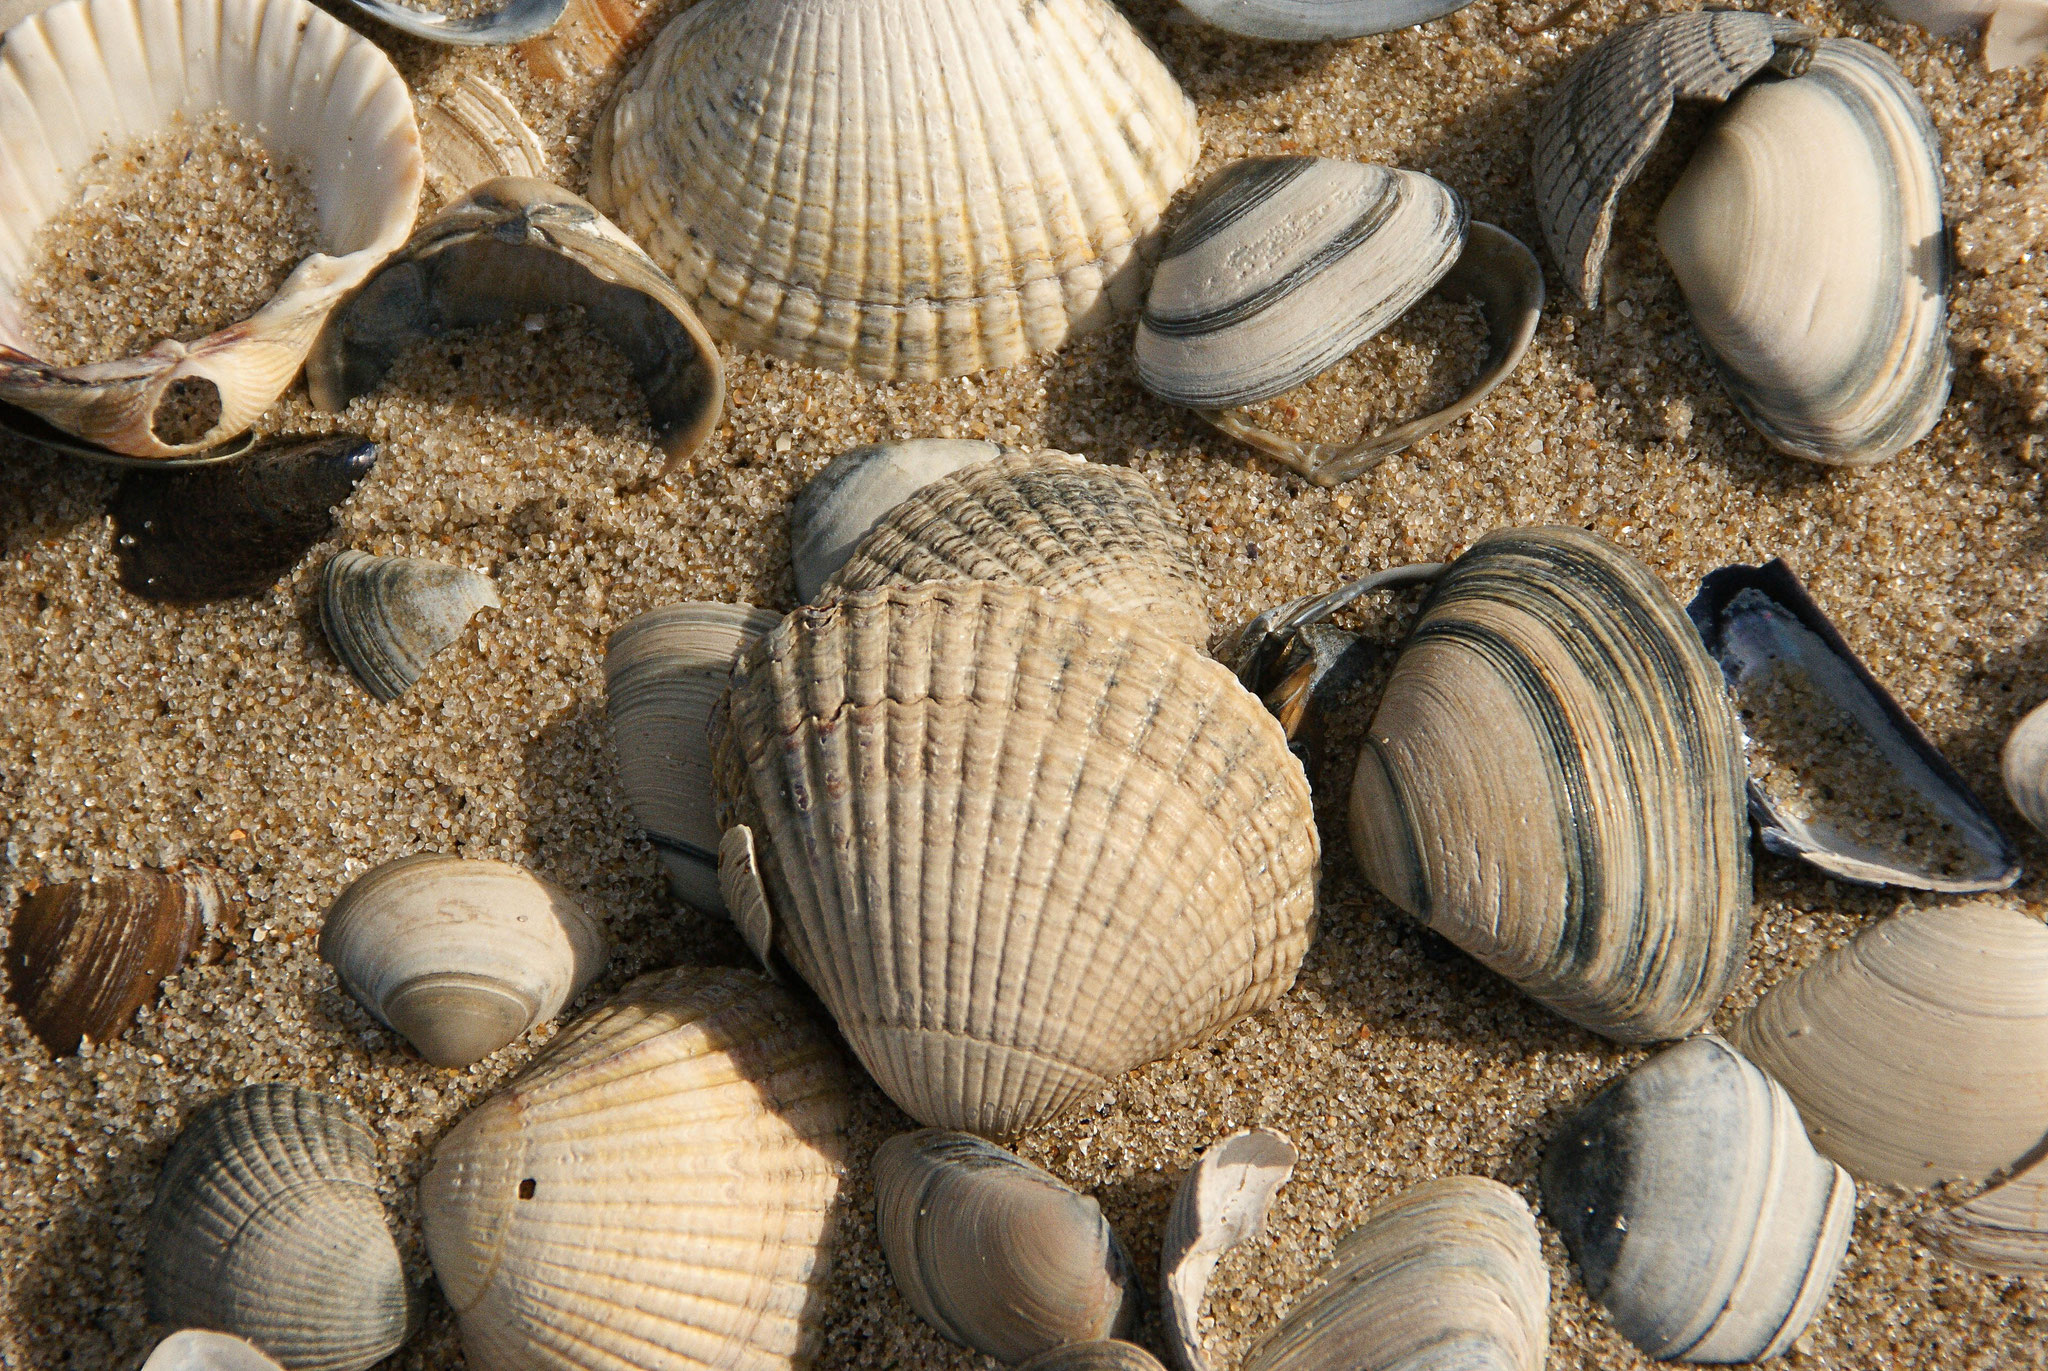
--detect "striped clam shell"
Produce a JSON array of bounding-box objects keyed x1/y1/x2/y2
[
  {"x1": 1348, "y1": 527, "x2": 1753, "y2": 1042},
  {"x1": 1174, "y1": 0, "x2": 1476, "y2": 40},
  {"x1": 710, "y1": 581, "x2": 1318, "y2": 1137},
  {"x1": 417, "y1": 76, "x2": 548, "y2": 203},
  {"x1": 2004, "y1": 697, "x2": 2048, "y2": 837},
  {"x1": 589, "y1": 0, "x2": 1199, "y2": 381},
  {"x1": 319, "y1": 550, "x2": 500, "y2": 701}
]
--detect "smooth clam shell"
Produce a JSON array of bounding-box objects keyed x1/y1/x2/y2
[
  {"x1": 1019, "y1": 1342, "x2": 1170, "y2": 1371},
  {"x1": 144, "y1": 1084, "x2": 414, "y2": 1371},
  {"x1": 2003, "y1": 697, "x2": 2048, "y2": 837},
  {"x1": 338, "y1": 0, "x2": 565, "y2": 44},
  {"x1": 1242, "y1": 1176, "x2": 1548, "y2": 1371},
  {"x1": 319, "y1": 550, "x2": 500, "y2": 702},
  {"x1": 419, "y1": 76, "x2": 548, "y2": 203},
  {"x1": 0, "y1": 0, "x2": 422, "y2": 459},
  {"x1": 1541, "y1": 1035, "x2": 1855, "y2": 1362},
  {"x1": 420, "y1": 966, "x2": 852, "y2": 1371},
  {"x1": 590, "y1": 0, "x2": 1200, "y2": 381},
  {"x1": 1918, "y1": 1140, "x2": 2048, "y2": 1273},
  {"x1": 790, "y1": 439, "x2": 1004, "y2": 602},
  {"x1": 309, "y1": 178, "x2": 724, "y2": 468},
  {"x1": 1174, "y1": 0, "x2": 1474, "y2": 40},
  {"x1": 1348, "y1": 527, "x2": 1753, "y2": 1042},
  {"x1": 141, "y1": 1332, "x2": 289, "y2": 1371},
  {"x1": 1160, "y1": 1129, "x2": 1296, "y2": 1371},
  {"x1": 826, "y1": 450, "x2": 1213, "y2": 649},
  {"x1": 875, "y1": 1130, "x2": 1140, "y2": 1362},
  {"x1": 319, "y1": 854, "x2": 608, "y2": 1067},
  {"x1": 711, "y1": 581, "x2": 1318, "y2": 1136}
]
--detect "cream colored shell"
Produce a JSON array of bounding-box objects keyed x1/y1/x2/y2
[
  {"x1": 419, "y1": 76, "x2": 547, "y2": 204},
  {"x1": 1161, "y1": 1129, "x2": 1296, "y2": 1371}
]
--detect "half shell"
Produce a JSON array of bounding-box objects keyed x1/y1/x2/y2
[
  {"x1": 2003, "y1": 697, "x2": 2048, "y2": 837},
  {"x1": 1918, "y1": 1140, "x2": 2048, "y2": 1273},
  {"x1": 337, "y1": 0, "x2": 566, "y2": 45},
  {"x1": 590, "y1": 0, "x2": 1200, "y2": 381},
  {"x1": 711, "y1": 581, "x2": 1318, "y2": 1136},
  {"x1": 1348, "y1": 527, "x2": 1752, "y2": 1042},
  {"x1": 142, "y1": 1332, "x2": 288, "y2": 1371},
  {"x1": 419, "y1": 76, "x2": 548, "y2": 204},
  {"x1": 319, "y1": 854, "x2": 608, "y2": 1067},
  {"x1": 1161, "y1": 1129, "x2": 1296, "y2": 1371},
  {"x1": 319, "y1": 550, "x2": 500, "y2": 702},
  {"x1": 0, "y1": 0, "x2": 422, "y2": 459},
  {"x1": 790, "y1": 439, "x2": 1004, "y2": 602},
  {"x1": 420, "y1": 966, "x2": 851, "y2": 1371},
  {"x1": 1021, "y1": 1343, "x2": 1170, "y2": 1371},
  {"x1": 1174, "y1": 0, "x2": 1474, "y2": 40},
  {"x1": 144, "y1": 1084, "x2": 414, "y2": 1371}
]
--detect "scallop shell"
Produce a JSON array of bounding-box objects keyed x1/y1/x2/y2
[
  {"x1": 0, "y1": 0, "x2": 422, "y2": 459},
  {"x1": 1732, "y1": 901, "x2": 2048, "y2": 1190},
  {"x1": 419, "y1": 76, "x2": 548, "y2": 203},
  {"x1": 602, "y1": 602, "x2": 782, "y2": 914},
  {"x1": 420, "y1": 966, "x2": 851, "y2": 1371},
  {"x1": 790, "y1": 439, "x2": 1005, "y2": 602},
  {"x1": 2005, "y1": 698, "x2": 2048, "y2": 836},
  {"x1": 319, "y1": 550, "x2": 500, "y2": 702},
  {"x1": 589, "y1": 0, "x2": 1200, "y2": 381},
  {"x1": 1173, "y1": 0, "x2": 1475, "y2": 40},
  {"x1": 825, "y1": 450, "x2": 1213, "y2": 649},
  {"x1": 1241, "y1": 1177, "x2": 1548, "y2": 1371},
  {"x1": 338, "y1": 0, "x2": 565, "y2": 45},
  {"x1": 1348, "y1": 527, "x2": 1752, "y2": 1042},
  {"x1": 1918, "y1": 1140, "x2": 2048, "y2": 1273},
  {"x1": 142, "y1": 1331, "x2": 289, "y2": 1371},
  {"x1": 711, "y1": 580, "x2": 1318, "y2": 1136},
  {"x1": 1021, "y1": 1343, "x2": 1171, "y2": 1371},
  {"x1": 1541, "y1": 1035, "x2": 1855, "y2": 1362},
  {"x1": 7, "y1": 867, "x2": 222, "y2": 1055},
  {"x1": 144, "y1": 1084, "x2": 414, "y2": 1371},
  {"x1": 875, "y1": 1129, "x2": 1141, "y2": 1362},
  {"x1": 308, "y1": 178, "x2": 724, "y2": 469},
  {"x1": 319, "y1": 854, "x2": 608, "y2": 1067},
  {"x1": 1160, "y1": 1129, "x2": 1296, "y2": 1371}
]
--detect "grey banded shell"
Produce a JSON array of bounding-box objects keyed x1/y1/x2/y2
[
  {"x1": 1348, "y1": 527, "x2": 1752, "y2": 1042},
  {"x1": 1541, "y1": 1035, "x2": 1855, "y2": 1363},
  {"x1": 1019, "y1": 1342, "x2": 1170, "y2": 1371},
  {"x1": 144, "y1": 1084, "x2": 414, "y2": 1371},
  {"x1": 1174, "y1": 0, "x2": 1475, "y2": 40},
  {"x1": 790, "y1": 439, "x2": 1006, "y2": 602},
  {"x1": 319, "y1": 550, "x2": 500, "y2": 702},
  {"x1": 1918, "y1": 1141, "x2": 2048, "y2": 1273},
  {"x1": 337, "y1": 0, "x2": 567, "y2": 44}
]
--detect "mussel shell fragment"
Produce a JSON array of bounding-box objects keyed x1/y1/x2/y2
[
  {"x1": 141, "y1": 1331, "x2": 289, "y2": 1371},
  {"x1": 338, "y1": 0, "x2": 567, "y2": 45},
  {"x1": 2002, "y1": 696, "x2": 2048, "y2": 838},
  {"x1": 1020, "y1": 1343, "x2": 1171, "y2": 1371},
  {"x1": 1161, "y1": 1129, "x2": 1296, "y2": 1371},
  {"x1": 789, "y1": 438, "x2": 1004, "y2": 601},
  {"x1": 319, "y1": 549, "x2": 500, "y2": 702},
  {"x1": 1174, "y1": 0, "x2": 1475, "y2": 40}
]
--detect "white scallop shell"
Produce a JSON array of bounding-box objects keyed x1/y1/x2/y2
[{"x1": 790, "y1": 439, "x2": 1005, "y2": 602}]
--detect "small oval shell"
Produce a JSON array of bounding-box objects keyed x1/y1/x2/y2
[
  {"x1": 876, "y1": 1130, "x2": 1140, "y2": 1362},
  {"x1": 319, "y1": 854, "x2": 608, "y2": 1067},
  {"x1": 1541, "y1": 1035, "x2": 1855, "y2": 1362},
  {"x1": 420, "y1": 966, "x2": 851, "y2": 1371},
  {"x1": 2003, "y1": 697, "x2": 2048, "y2": 837},
  {"x1": 1020, "y1": 1343, "x2": 1170, "y2": 1371},
  {"x1": 419, "y1": 76, "x2": 548, "y2": 203},
  {"x1": 141, "y1": 1332, "x2": 289, "y2": 1371},
  {"x1": 144, "y1": 1084, "x2": 413, "y2": 1371},
  {"x1": 319, "y1": 550, "x2": 501, "y2": 702},
  {"x1": 790, "y1": 439, "x2": 1005, "y2": 601},
  {"x1": 1173, "y1": 0, "x2": 1474, "y2": 40}
]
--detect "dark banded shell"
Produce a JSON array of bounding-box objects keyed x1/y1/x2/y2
[
  {"x1": 336, "y1": 0, "x2": 567, "y2": 43},
  {"x1": 1174, "y1": 0, "x2": 1474, "y2": 40},
  {"x1": 320, "y1": 550, "x2": 500, "y2": 702}
]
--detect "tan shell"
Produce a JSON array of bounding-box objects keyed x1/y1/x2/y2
[
  {"x1": 825, "y1": 451, "x2": 1213, "y2": 649},
  {"x1": 1918, "y1": 1141, "x2": 2048, "y2": 1273},
  {"x1": 711, "y1": 581, "x2": 1318, "y2": 1136},
  {"x1": 419, "y1": 76, "x2": 547, "y2": 204},
  {"x1": 517, "y1": 0, "x2": 643, "y2": 81},
  {"x1": 421, "y1": 966, "x2": 852, "y2": 1371},
  {"x1": 1020, "y1": 1343, "x2": 1171, "y2": 1371}
]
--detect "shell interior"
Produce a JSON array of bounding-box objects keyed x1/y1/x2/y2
[
  {"x1": 141, "y1": 1331, "x2": 289, "y2": 1371},
  {"x1": 789, "y1": 438, "x2": 1004, "y2": 602},
  {"x1": 1017, "y1": 1342, "x2": 1170, "y2": 1371},
  {"x1": 319, "y1": 550, "x2": 501, "y2": 702},
  {"x1": 1173, "y1": 0, "x2": 1476, "y2": 40},
  {"x1": 1160, "y1": 1128, "x2": 1296, "y2": 1371}
]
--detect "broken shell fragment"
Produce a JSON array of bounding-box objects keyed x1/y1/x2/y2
[
  {"x1": 419, "y1": 76, "x2": 548, "y2": 203},
  {"x1": 145, "y1": 1084, "x2": 415, "y2": 1371},
  {"x1": 420, "y1": 966, "x2": 851, "y2": 1371},
  {"x1": 319, "y1": 550, "x2": 500, "y2": 702},
  {"x1": 516, "y1": 0, "x2": 643, "y2": 80},
  {"x1": 1917, "y1": 1140, "x2": 2048, "y2": 1273},
  {"x1": 1873, "y1": 0, "x2": 2048, "y2": 68},
  {"x1": 319, "y1": 854, "x2": 608, "y2": 1067},
  {"x1": 141, "y1": 1331, "x2": 289, "y2": 1371},
  {"x1": 1020, "y1": 1342, "x2": 1170, "y2": 1371},
  {"x1": 309, "y1": 178, "x2": 723, "y2": 468},
  {"x1": 2002, "y1": 697, "x2": 2048, "y2": 837},
  {"x1": 1541, "y1": 1035, "x2": 1855, "y2": 1363},
  {"x1": 338, "y1": 0, "x2": 566, "y2": 44},
  {"x1": 875, "y1": 1130, "x2": 1141, "y2": 1363},
  {"x1": 1174, "y1": 0, "x2": 1475, "y2": 41},
  {"x1": 789, "y1": 439, "x2": 1005, "y2": 601},
  {"x1": 1161, "y1": 1129, "x2": 1296, "y2": 1371}
]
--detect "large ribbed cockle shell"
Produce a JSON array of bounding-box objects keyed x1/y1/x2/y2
[
  {"x1": 420, "y1": 966, "x2": 852, "y2": 1371},
  {"x1": 825, "y1": 450, "x2": 1213, "y2": 649},
  {"x1": 711, "y1": 581, "x2": 1318, "y2": 1137},
  {"x1": 589, "y1": 0, "x2": 1200, "y2": 382},
  {"x1": 1348, "y1": 527, "x2": 1753, "y2": 1042}
]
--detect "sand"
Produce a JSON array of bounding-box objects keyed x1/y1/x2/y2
[{"x1": 1, "y1": 0, "x2": 2046, "y2": 1368}]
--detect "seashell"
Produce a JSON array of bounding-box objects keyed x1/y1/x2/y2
[
  {"x1": 0, "y1": 0, "x2": 421, "y2": 460},
  {"x1": 1173, "y1": 0, "x2": 1475, "y2": 41},
  {"x1": 110, "y1": 435, "x2": 376, "y2": 603},
  {"x1": 1732, "y1": 901, "x2": 2048, "y2": 1190},
  {"x1": 589, "y1": 0, "x2": 1200, "y2": 381},
  {"x1": 1135, "y1": 157, "x2": 1542, "y2": 487},
  {"x1": 7, "y1": 867, "x2": 223, "y2": 1055},
  {"x1": 1348, "y1": 527, "x2": 1752, "y2": 1042},
  {"x1": 141, "y1": 1331, "x2": 288, "y2": 1371},
  {"x1": 790, "y1": 438, "x2": 1005, "y2": 602},
  {"x1": 1160, "y1": 1129, "x2": 1296, "y2": 1371},
  {"x1": 420, "y1": 965, "x2": 851, "y2": 1371},
  {"x1": 1917, "y1": 1139, "x2": 2048, "y2": 1273},
  {"x1": 1868, "y1": 0, "x2": 2048, "y2": 72},
  {"x1": 601, "y1": 602, "x2": 782, "y2": 914},
  {"x1": 144, "y1": 1083, "x2": 414, "y2": 1371},
  {"x1": 0, "y1": 397, "x2": 257, "y2": 468},
  {"x1": 516, "y1": 0, "x2": 644, "y2": 80},
  {"x1": 419, "y1": 76, "x2": 548, "y2": 204},
  {"x1": 319, "y1": 854, "x2": 608, "y2": 1067},
  {"x1": 1541, "y1": 1035, "x2": 1855, "y2": 1363},
  {"x1": 308, "y1": 178, "x2": 723, "y2": 469},
  {"x1": 337, "y1": 0, "x2": 565, "y2": 44},
  {"x1": 1241, "y1": 1176, "x2": 1548, "y2": 1371},
  {"x1": 718, "y1": 824, "x2": 778, "y2": 970},
  {"x1": 711, "y1": 580, "x2": 1318, "y2": 1136},
  {"x1": 1690, "y1": 560, "x2": 2018, "y2": 893},
  {"x1": 825, "y1": 450, "x2": 1213, "y2": 649},
  {"x1": 2002, "y1": 697, "x2": 2048, "y2": 837},
  {"x1": 874, "y1": 1129, "x2": 1141, "y2": 1362},
  {"x1": 319, "y1": 549, "x2": 500, "y2": 702},
  {"x1": 1019, "y1": 1343, "x2": 1171, "y2": 1371}
]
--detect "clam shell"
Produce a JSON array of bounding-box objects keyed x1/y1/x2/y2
[
  {"x1": 0, "y1": 0, "x2": 422, "y2": 459},
  {"x1": 790, "y1": 439, "x2": 1005, "y2": 602},
  {"x1": 7, "y1": 867, "x2": 221, "y2": 1055},
  {"x1": 875, "y1": 1129, "x2": 1140, "y2": 1362},
  {"x1": 1160, "y1": 1129, "x2": 1296, "y2": 1371},
  {"x1": 420, "y1": 966, "x2": 851, "y2": 1371},
  {"x1": 419, "y1": 76, "x2": 548, "y2": 203},
  {"x1": 589, "y1": 0, "x2": 1200, "y2": 381},
  {"x1": 602, "y1": 602, "x2": 782, "y2": 914},
  {"x1": 1541, "y1": 1035, "x2": 1855, "y2": 1362},
  {"x1": 2003, "y1": 697, "x2": 2048, "y2": 836},
  {"x1": 308, "y1": 178, "x2": 724, "y2": 468},
  {"x1": 826, "y1": 450, "x2": 1213, "y2": 649},
  {"x1": 319, "y1": 854, "x2": 608, "y2": 1067},
  {"x1": 1731, "y1": 901, "x2": 2048, "y2": 1190},
  {"x1": 1918, "y1": 1139, "x2": 2048, "y2": 1273},
  {"x1": 1174, "y1": 0, "x2": 1474, "y2": 40},
  {"x1": 144, "y1": 1084, "x2": 414, "y2": 1371},
  {"x1": 711, "y1": 581, "x2": 1318, "y2": 1136},
  {"x1": 515, "y1": 0, "x2": 643, "y2": 81},
  {"x1": 141, "y1": 1331, "x2": 288, "y2": 1371},
  {"x1": 1020, "y1": 1342, "x2": 1170, "y2": 1371},
  {"x1": 1242, "y1": 1176, "x2": 1548, "y2": 1371},
  {"x1": 1348, "y1": 527, "x2": 1753, "y2": 1042},
  {"x1": 338, "y1": 0, "x2": 565, "y2": 44},
  {"x1": 319, "y1": 550, "x2": 500, "y2": 702}
]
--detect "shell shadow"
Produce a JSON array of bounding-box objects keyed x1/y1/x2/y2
[{"x1": 0, "y1": 433, "x2": 116, "y2": 567}]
